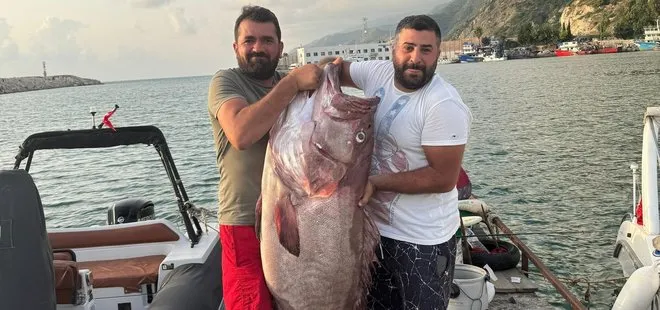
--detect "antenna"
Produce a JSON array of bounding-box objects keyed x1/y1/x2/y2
[
  {"x1": 362, "y1": 17, "x2": 368, "y2": 43},
  {"x1": 90, "y1": 107, "x2": 97, "y2": 129}
]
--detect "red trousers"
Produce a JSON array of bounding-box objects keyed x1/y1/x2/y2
[{"x1": 220, "y1": 225, "x2": 273, "y2": 310}]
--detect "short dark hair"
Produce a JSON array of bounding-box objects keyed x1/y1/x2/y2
[
  {"x1": 234, "y1": 5, "x2": 282, "y2": 41},
  {"x1": 394, "y1": 15, "x2": 442, "y2": 45}
]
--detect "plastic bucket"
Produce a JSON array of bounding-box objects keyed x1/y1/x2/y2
[{"x1": 447, "y1": 264, "x2": 490, "y2": 310}]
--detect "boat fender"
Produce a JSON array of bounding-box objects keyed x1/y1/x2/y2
[{"x1": 612, "y1": 261, "x2": 660, "y2": 310}]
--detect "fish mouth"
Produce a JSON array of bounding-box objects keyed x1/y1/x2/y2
[{"x1": 312, "y1": 141, "x2": 337, "y2": 163}]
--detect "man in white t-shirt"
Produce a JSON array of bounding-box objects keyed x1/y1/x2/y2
[{"x1": 335, "y1": 14, "x2": 472, "y2": 310}]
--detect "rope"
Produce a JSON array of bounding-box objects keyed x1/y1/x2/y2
[{"x1": 520, "y1": 269, "x2": 629, "y2": 307}]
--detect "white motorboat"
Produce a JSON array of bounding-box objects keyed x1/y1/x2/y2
[
  {"x1": 0, "y1": 125, "x2": 223, "y2": 310},
  {"x1": 612, "y1": 107, "x2": 660, "y2": 309}
]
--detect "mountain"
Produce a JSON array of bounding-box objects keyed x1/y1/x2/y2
[{"x1": 297, "y1": 0, "x2": 659, "y2": 49}]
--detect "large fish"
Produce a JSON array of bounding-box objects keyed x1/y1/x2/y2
[{"x1": 256, "y1": 62, "x2": 381, "y2": 310}]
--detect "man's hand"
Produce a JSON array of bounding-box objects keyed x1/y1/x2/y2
[
  {"x1": 358, "y1": 177, "x2": 376, "y2": 207},
  {"x1": 289, "y1": 64, "x2": 323, "y2": 91}
]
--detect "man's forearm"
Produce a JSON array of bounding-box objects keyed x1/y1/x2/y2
[
  {"x1": 229, "y1": 76, "x2": 298, "y2": 149},
  {"x1": 370, "y1": 166, "x2": 457, "y2": 194}
]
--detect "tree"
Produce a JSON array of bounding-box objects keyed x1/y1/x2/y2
[
  {"x1": 559, "y1": 22, "x2": 569, "y2": 41},
  {"x1": 597, "y1": 15, "x2": 610, "y2": 39},
  {"x1": 517, "y1": 22, "x2": 535, "y2": 45},
  {"x1": 481, "y1": 36, "x2": 491, "y2": 46},
  {"x1": 536, "y1": 22, "x2": 559, "y2": 44},
  {"x1": 474, "y1": 27, "x2": 483, "y2": 41},
  {"x1": 613, "y1": 21, "x2": 635, "y2": 39},
  {"x1": 566, "y1": 21, "x2": 573, "y2": 40}
]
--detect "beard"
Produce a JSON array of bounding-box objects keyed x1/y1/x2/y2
[
  {"x1": 237, "y1": 52, "x2": 280, "y2": 80},
  {"x1": 393, "y1": 57, "x2": 437, "y2": 90}
]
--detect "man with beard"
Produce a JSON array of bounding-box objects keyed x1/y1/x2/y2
[
  {"x1": 335, "y1": 14, "x2": 472, "y2": 310},
  {"x1": 207, "y1": 5, "x2": 322, "y2": 310}
]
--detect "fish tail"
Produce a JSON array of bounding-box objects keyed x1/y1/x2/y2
[{"x1": 354, "y1": 209, "x2": 381, "y2": 310}]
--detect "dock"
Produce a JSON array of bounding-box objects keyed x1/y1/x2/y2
[{"x1": 465, "y1": 214, "x2": 586, "y2": 310}]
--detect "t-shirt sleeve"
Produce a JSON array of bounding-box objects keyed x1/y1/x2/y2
[
  {"x1": 348, "y1": 60, "x2": 391, "y2": 95},
  {"x1": 208, "y1": 70, "x2": 245, "y2": 118},
  {"x1": 421, "y1": 97, "x2": 472, "y2": 146}
]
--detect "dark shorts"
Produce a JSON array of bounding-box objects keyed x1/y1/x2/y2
[{"x1": 368, "y1": 236, "x2": 457, "y2": 310}]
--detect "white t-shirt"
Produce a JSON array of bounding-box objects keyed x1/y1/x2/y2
[{"x1": 349, "y1": 60, "x2": 472, "y2": 245}]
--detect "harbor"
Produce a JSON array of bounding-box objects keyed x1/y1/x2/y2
[{"x1": 0, "y1": 50, "x2": 657, "y2": 309}]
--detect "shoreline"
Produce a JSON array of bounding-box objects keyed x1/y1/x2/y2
[{"x1": 0, "y1": 75, "x2": 103, "y2": 95}]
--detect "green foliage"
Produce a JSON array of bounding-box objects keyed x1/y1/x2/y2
[
  {"x1": 536, "y1": 22, "x2": 560, "y2": 44},
  {"x1": 517, "y1": 21, "x2": 560, "y2": 45},
  {"x1": 474, "y1": 27, "x2": 483, "y2": 39},
  {"x1": 557, "y1": 21, "x2": 574, "y2": 41},
  {"x1": 610, "y1": 0, "x2": 659, "y2": 39},
  {"x1": 517, "y1": 22, "x2": 536, "y2": 45},
  {"x1": 597, "y1": 14, "x2": 611, "y2": 39}
]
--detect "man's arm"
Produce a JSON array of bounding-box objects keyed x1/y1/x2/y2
[
  {"x1": 359, "y1": 145, "x2": 464, "y2": 206},
  {"x1": 335, "y1": 59, "x2": 359, "y2": 89},
  {"x1": 213, "y1": 64, "x2": 321, "y2": 150},
  {"x1": 370, "y1": 144, "x2": 465, "y2": 194}
]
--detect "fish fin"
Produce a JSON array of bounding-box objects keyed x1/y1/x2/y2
[
  {"x1": 275, "y1": 193, "x2": 301, "y2": 256},
  {"x1": 255, "y1": 195, "x2": 262, "y2": 241},
  {"x1": 355, "y1": 210, "x2": 381, "y2": 310}
]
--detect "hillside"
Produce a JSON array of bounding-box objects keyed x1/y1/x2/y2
[
  {"x1": 300, "y1": 0, "x2": 659, "y2": 48},
  {"x1": 560, "y1": 0, "x2": 660, "y2": 38},
  {"x1": 438, "y1": 0, "x2": 566, "y2": 39}
]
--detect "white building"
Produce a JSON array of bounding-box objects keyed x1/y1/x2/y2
[
  {"x1": 296, "y1": 41, "x2": 393, "y2": 66},
  {"x1": 643, "y1": 18, "x2": 660, "y2": 42}
]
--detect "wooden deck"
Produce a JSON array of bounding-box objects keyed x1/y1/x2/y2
[
  {"x1": 492, "y1": 267, "x2": 538, "y2": 293},
  {"x1": 487, "y1": 268, "x2": 558, "y2": 309},
  {"x1": 464, "y1": 222, "x2": 561, "y2": 309}
]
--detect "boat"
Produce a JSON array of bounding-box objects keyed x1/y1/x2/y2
[
  {"x1": 554, "y1": 41, "x2": 579, "y2": 57},
  {"x1": 0, "y1": 125, "x2": 224, "y2": 310},
  {"x1": 635, "y1": 41, "x2": 659, "y2": 51},
  {"x1": 596, "y1": 46, "x2": 618, "y2": 54},
  {"x1": 612, "y1": 107, "x2": 660, "y2": 309}
]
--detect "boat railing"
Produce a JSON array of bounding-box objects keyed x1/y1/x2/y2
[{"x1": 490, "y1": 216, "x2": 587, "y2": 310}]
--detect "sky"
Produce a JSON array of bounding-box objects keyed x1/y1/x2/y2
[{"x1": 0, "y1": 0, "x2": 441, "y2": 82}]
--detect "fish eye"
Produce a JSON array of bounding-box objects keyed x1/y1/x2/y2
[{"x1": 355, "y1": 131, "x2": 366, "y2": 143}]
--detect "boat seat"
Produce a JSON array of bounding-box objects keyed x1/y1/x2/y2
[
  {"x1": 53, "y1": 249, "x2": 76, "y2": 261},
  {"x1": 49, "y1": 222, "x2": 180, "y2": 250},
  {"x1": 54, "y1": 260, "x2": 81, "y2": 304},
  {"x1": 77, "y1": 255, "x2": 166, "y2": 293}
]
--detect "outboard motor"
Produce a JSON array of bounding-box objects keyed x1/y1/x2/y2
[{"x1": 107, "y1": 198, "x2": 155, "y2": 225}]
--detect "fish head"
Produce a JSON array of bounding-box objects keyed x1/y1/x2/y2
[{"x1": 298, "y1": 63, "x2": 379, "y2": 197}]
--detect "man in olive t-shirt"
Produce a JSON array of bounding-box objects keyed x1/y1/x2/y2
[
  {"x1": 206, "y1": 5, "x2": 322, "y2": 310},
  {"x1": 208, "y1": 67, "x2": 285, "y2": 226}
]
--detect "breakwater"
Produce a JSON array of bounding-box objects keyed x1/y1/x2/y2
[{"x1": 0, "y1": 75, "x2": 102, "y2": 95}]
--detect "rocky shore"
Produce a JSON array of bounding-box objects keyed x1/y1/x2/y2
[{"x1": 0, "y1": 75, "x2": 102, "y2": 95}]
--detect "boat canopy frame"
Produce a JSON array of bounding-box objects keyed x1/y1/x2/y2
[{"x1": 12, "y1": 125, "x2": 204, "y2": 246}]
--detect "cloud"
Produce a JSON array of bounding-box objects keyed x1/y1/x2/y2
[
  {"x1": 130, "y1": 0, "x2": 174, "y2": 8},
  {"x1": 28, "y1": 17, "x2": 87, "y2": 62},
  {"x1": 168, "y1": 7, "x2": 197, "y2": 35},
  {"x1": 0, "y1": 18, "x2": 19, "y2": 61}
]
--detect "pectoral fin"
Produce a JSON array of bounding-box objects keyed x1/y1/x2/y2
[{"x1": 275, "y1": 193, "x2": 300, "y2": 256}]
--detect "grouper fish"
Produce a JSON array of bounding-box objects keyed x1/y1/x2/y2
[{"x1": 256, "y1": 62, "x2": 381, "y2": 310}]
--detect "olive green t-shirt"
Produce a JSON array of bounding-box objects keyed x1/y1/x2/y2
[{"x1": 207, "y1": 68, "x2": 284, "y2": 225}]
